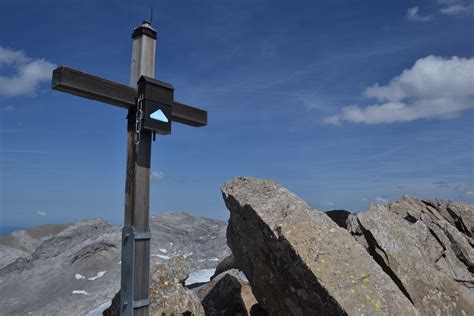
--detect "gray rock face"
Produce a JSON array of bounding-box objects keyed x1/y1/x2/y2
[
  {"x1": 0, "y1": 213, "x2": 229, "y2": 315},
  {"x1": 197, "y1": 269, "x2": 259, "y2": 316},
  {"x1": 222, "y1": 177, "x2": 417, "y2": 315},
  {"x1": 352, "y1": 198, "x2": 474, "y2": 315}
]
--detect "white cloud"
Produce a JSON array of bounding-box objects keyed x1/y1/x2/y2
[
  {"x1": 407, "y1": 7, "x2": 433, "y2": 22},
  {"x1": 406, "y1": 1, "x2": 473, "y2": 21},
  {"x1": 0, "y1": 46, "x2": 55, "y2": 97},
  {"x1": 36, "y1": 211, "x2": 47, "y2": 216},
  {"x1": 151, "y1": 170, "x2": 166, "y2": 182},
  {"x1": 440, "y1": 4, "x2": 474, "y2": 15},
  {"x1": 322, "y1": 56, "x2": 474, "y2": 125}
]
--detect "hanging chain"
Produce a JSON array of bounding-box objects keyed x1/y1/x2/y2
[{"x1": 134, "y1": 94, "x2": 144, "y2": 151}]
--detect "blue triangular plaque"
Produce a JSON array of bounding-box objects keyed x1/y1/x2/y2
[{"x1": 150, "y1": 109, "x2": 169, "y2": 123}]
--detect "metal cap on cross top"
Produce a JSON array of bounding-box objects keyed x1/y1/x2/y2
[
  {"x1": 132, "y1": 20, "x2": 157, "y2": 40},
  {"x1": 51, "y1": 18, "x2": 207, "y2": 316}
]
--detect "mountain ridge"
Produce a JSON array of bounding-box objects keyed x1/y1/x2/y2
[{"x1": 0, "y1": 212, "x2": 230, "y2": 315}]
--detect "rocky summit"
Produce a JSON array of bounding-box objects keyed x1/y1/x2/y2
[
  {"x1": 222, "y1": 177, "x2": 474, "y2": 316},
  {"x1": 222, "y1": 177, "x2": 417, "y2": 315},
  {"x1": 1, "y1": 177, "x2": 473, "y2": 315}
]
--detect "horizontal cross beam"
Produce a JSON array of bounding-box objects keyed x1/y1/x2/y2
[{"x1": 52, "y1": 66, "x2": 207, "y2": 127}]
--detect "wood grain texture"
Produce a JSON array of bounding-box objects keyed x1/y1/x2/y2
[
  {"x1": 125, "y1": 27, "x2": 156, "y2": 316},
  {"x1": 52, "y1": 66, "x2": 207, "y2": 127}
]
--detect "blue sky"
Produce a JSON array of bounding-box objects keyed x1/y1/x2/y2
[{"x1": 0, "y1": 0, "x2": 473, "y2": 227}]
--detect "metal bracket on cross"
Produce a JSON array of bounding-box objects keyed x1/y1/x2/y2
[
  {"x1": 137, "y1": 76, "x2": 174, "y2": 135},
  {"x1": 121, "y1": 225, "x2": 152, "y2": 316}
]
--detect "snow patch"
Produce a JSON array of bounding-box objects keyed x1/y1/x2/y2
[
  {"x1": 72, "y1": 290, "x2": 89, "y2": 295},
  {"x1": 88, "y1": 271, "x2": 106, "y2": 281},
  {"x1": 152, "y1": 254, "x2": 171, "y2": 260},
  {"x1": 185, "y1": 268, "x2": 215, "y2": 286},
  {"x1": 208, "y1": 258, "x2": 220, "y2": 262},
  {"x1": 75, "y1": 273, "x2": 85, "y2": 280},
  {"x1": 159, "y1": 248, "x2": 167, "y2": 253}
]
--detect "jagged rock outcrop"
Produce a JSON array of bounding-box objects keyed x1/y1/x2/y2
[
  {"x1": 197, "y1": 269, "x2": 261, "y2": 316},
  {"x1": 423, "y1": 198, "x2": 473, "y2": 239},
  {"x1": 222, "y1": 177, "x2": 418, "y2": 315},
  {"x1": 104, "y1": 256, "x2": 204, "y2": 315},
  {"x1": 150, "y1": 256, "x2": 204, "y2": 315},
  {"x1": 348, "y1": 197, "x2": 474, "y2": 315},
  {"x1": 0, "y1": 213, "x2": 229, "y2": 315}
]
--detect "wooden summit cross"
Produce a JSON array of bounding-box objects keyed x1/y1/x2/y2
[{"x1": 51, "y1": 21, "x2": 207, "y2": 315}]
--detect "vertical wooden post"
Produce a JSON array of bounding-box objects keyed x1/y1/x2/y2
[{"x1": 123, "y1": 20, "x2": 157, "y2": 316}]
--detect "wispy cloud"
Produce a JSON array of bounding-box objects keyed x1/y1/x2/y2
[
  {"x1": 407, "y1": 7, "x2": 433, "y2": 22},
  {"x1": 440, "y1": 4, "x2": 474, "y2": 14},
  {"x1": 407, "y1": 1, "x2": 473, "y2": 22},
  {"x1": 322, "y1": 56, "x2": 474, "y2": 125},
  {"x1": 439, "y1": 0, "x2": 474, "y2": 15},
  {"x1": 36, "y1": 211, "x2": 47, "y2": 217},
  {"x1": 151, "y1": 170, "x2": 166, "y2": 182},
  {"x1": 0, "y1": 46, "x2": 55, "y2": 97}
]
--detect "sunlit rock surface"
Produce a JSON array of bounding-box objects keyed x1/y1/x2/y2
[{"x1": 222, "y1": 177, "x2": 417, "y2": 315}]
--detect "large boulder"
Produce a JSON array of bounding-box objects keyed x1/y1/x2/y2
[
  {"x1": 197, "y1": 269, "x2": 261, "y2": 316},
  {"x1": 150, "y1": 256, "x2": 204, "y2": 315},
  {"x1": 352, "y1": 198, "x2": 474, "y2": 315},
  {"x1": 222, "y1": 177, "x2": 417, "y2": 315},
  {"x1": 103, "y1": 256, "x2": 204, "y2": 316}
]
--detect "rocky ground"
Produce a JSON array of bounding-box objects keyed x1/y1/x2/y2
[
  {"x1": 1, "y1": 177, "x2": 473, "y2": 315},
  {"x1": 0, "y1": 212, "x2": 229, "y2": 315}
]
